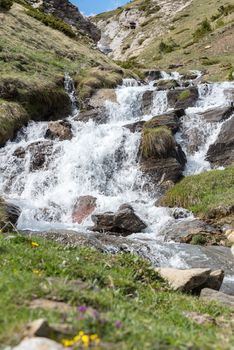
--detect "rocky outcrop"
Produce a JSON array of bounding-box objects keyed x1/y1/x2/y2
[
  {"x1": 206, "y1": 116, "x2": 234, "y2": 166},
  {"x1": 29, "y1": 0, "x2": 101, "y2": 42},
  {"x1": 167, "y1": 87, "x2": 199, "y2": 109},
  {"x1": 156, "y1": 267, "x2": 224, "y2": 293},
  {"x1": 200, "y1": 288, "x2": 234, "y2": 307},
  {"x1": 72, "y1": 195, "x2": 97, "y2": 224},
  {"x1": 45, "y1": 120, "x2": 73, "y2": 141},
  {"x1": 198, "y1": 105, "x2": 234, "y2": 123},
  {"x1": 91, "y1": 204, "x2": 147, "y2": 235}
]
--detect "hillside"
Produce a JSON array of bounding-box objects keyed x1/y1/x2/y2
[
  {"x1": 93, "y1": 0, "x2": 234, "y2": 81},
  {"x1": 0, "y1": 1, "x2": 123, "y2": 146}
]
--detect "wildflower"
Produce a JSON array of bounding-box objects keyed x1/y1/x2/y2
[
  {"x1": 62, "y1": 339, "x2": 75, "y2": 347},
  {"x1": 78, "y1": 305, "x2": 87, "y2": 313},
  {"x1": 31, "y1": 241, "x2": 39, "y2": 248},
  {"x1": 115, "y1": 320, "x2": 123, "y2": 329},
  {"x1": 33, "y1": 269, "x2": 42, "y2": 276},
  {"x1": 82, "y1": 335, "x2": 90, "y2": 348}
]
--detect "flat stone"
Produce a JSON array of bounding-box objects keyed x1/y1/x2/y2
[
  {"x1": 13, "y1": 337, "x2": 65, "y2": 350},
  {"x1": 155, "y1": 267, "x2": 211, "y2": 293},
  {"x1": 29, "y1": 299, "x2": 74, "y2": 313},
  {"x1": 200, "y1": 288, "x2": 234, "y2": 307}
]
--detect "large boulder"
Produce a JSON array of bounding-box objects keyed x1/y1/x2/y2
[
  {"x1": 45, "y1": 120, "x2": 72, "y2": 141},
  {"x1": 75, "y1": 108, "x2": 107, "y2": 124},
  {"x1": 198, "y1": 105, "x2": 234, "y2": 123},
  {"x1": 156, "y1": 267, "x2": 224, "y2": 293},
  {"x1": 72, "y1": 195, "x2": 97, "y2": 224},
  {"x1": 144, "y1": 111, "x2": 183, "y2": 134},
  {"x1": 154, "y1": 79, "x2": 179, "y2": 91},
  {"x1": 91, "y1": 204, "x2": 147, "y2": 235},
  {"x1": 167, "y1": 87, "x2": 199, "y2": 109},
  {"x1": 144, "y1": 70, "x2": 162, "y2": 81},
  {"x1": 206, "y1": 116, "x2": 234, "y2": 166},
  {"x1": 5, "y1": 202, "x2": 21, "y2": 225},
  {"x1": 88, "y1": 89, "x2": 117, "y2": 109},
  {"x1": 200, "y1": 288, "x2": 234, "y2": 307},
  {"x1": 142, "y1": 90, "x2": 154, "y2": 114}
]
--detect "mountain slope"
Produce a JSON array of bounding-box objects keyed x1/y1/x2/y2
[{"x1": 93, "y1": 0, "x2": 234, "y2": 81}]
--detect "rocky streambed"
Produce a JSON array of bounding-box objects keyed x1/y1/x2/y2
[{"x1": 0, "y1": 71, "x2": 234, "y2": 293}]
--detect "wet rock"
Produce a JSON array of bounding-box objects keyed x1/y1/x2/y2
[
  {"x1": 72, "y1": 195, "x2": 97, "y2": 224},
  {"x1": 167, "y1": 87, "x2": 199, "y2": 109},
  {"x1": 45, "y1": 120, "x2": 72, "y2": 141},
  {"x1": 202, "y1": 269, "x2": 225, "y2": 291},
  {"x1": 155, "y1": 267, "x2": 214, "y2": 293},
  {"x1": 183, "y1": 311, "x2": 216, "y2": 325},
  {"x1": 123, "y1": 120, "x2": 145, "y2": 133},
  {"x1": 30, "y1": 299, "x2": 74, "y2": 313},
  {"x1": 162, "y1": 218, "x2": 225, "y2": 245},
  {"x1": 144, "y1": 70, "x2": 162, "y2": 81},
  {"x1": 198, "y1": 105, "x2": 234, "y2": 123},
  {"x1": 172, "y1": 208, "x2": 191, "y2": 219},
  {"x1": 75, "y1": 108, "x2": 107, "y2": 124},
  {"x1": 91, "y1": 204, "x2": 147, "y2": 235},
  {"x1": 142, "y1": 90, "x2": 154, "y2": 114},
  {"x1": 27, "y1": 141, "x2": 54, "y2": 171},
  {"x1": 23, "y1": 319, "x2": 52, "y2": 338},
  {"x1": 144, "y1": 111, "x2": 182, "y2": 134},
  {"x1": 200, "y1": 288, "x2": 234, "y2": 307},
  {"x1": 5, "y1": 202, "x2": 21, "y2": 225},
  {"x1": 13, "y1": 147, "x2": 26, "y2": 158},
  {"x1": 13, "y1": 337, "x2": 65, "y2": 350},
  {"x1": 206, "y1": 116, "x2": 234, "y2": 166},
  {"x1": 154, "y1": 79, "x2": 179, "y2": 91}
]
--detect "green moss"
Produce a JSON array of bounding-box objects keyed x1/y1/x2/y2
[
  {"x1": 178, "y1": 89, "x2": 191, "y2": 100},
  {"x1": 191, "y1": 235, "x2": 208, "y2": 246},
  {"x1": 27, "y1": 8, "x2": 76, "y2": 38},
  {"x1": 141, "y1": 126, "x2": 175, "y2": 159},
  {"x1": 161, "y1": 167, "x2": 234, "y2": 215},
  {"x1": 0, "y1": 234, "x2": 233, "y2": 349}
]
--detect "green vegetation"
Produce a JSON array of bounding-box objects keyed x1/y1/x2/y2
[
  {"x1": 27, "y1": 8, "x2": 76, "y2": 38},
  {"x1": 193, "y1": 18, "x2": 212, "y2": 41},
  {"x1": 191, "y1": 235, "x2": 208, "y2": 246},
  {"x1": 114, "y1": 59, "x2": 145, "y2": 79},
  {"x1": 227, "y1": 68, "x2": 234, "y2": 81},
  {"x1": 0, "y1": 198, "x2": 7, "y2": 228},
  {"x1": 211, "y1": 4, "x2": 234, "y2": 21},
  {"x1": 138, "y1": 0, "x2": 160, "y2": 16},
  {"x1": 141, "y1": 127, "x2": 175, "y2": 159},
  {"x1": 0, "y1": 0, "x2": 13, "y2": 10},
  {"x1": 161, "y1": 167, "x2": 234, "y2": 216},
  {"x1": 178, "y1": 89, "x2": 191, "y2": 100},
  {"x1": 159, "y1": 39, "x2": 178, "y2": 54},
  {"x1": 0, "y1": 234, "x2": 234, "y2": 349},
  {"x1": 74, "y1": 67, "x2": 123, "y2": 103}
]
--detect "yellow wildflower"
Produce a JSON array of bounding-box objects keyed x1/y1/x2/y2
[
  {"x1": 62, "y1": 339, "x2": 75, "y2": 347},
  {"x1": 31, "y1": 241, "x2": 39, "y2": 248},
  {"x1": 33, "y1": 269, "x2": 42, "y2": 276},
  {"x1": 82, "y1": 334, "x2": 90, "y2": 347}
]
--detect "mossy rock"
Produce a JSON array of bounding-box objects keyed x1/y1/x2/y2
[
  {"x1": 0, "y1": 197, "x2": 8, "y2": 229},
  {"x1": 141, "y1": 126, "x2": 175, "y2": 159}
]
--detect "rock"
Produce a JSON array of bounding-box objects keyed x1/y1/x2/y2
[
  {"x1": 5, "y1": 202, "x2": 21, "y2": 225},
  {"x1": 161, "y1": 218, "x2": 225, "y2": 245},
  {"x1": 91, "y1": 204, "x2": 147, "y2": 235},
  {"x1": 155, "y1": 267, "x2": 211, "y2": 293},
  {"x1": 200, "y1": 288, "x2": 234, "y2": 307},
  {"x1": 182, "y1": 72, "x2": 199, "y2": 80},
  {"x1": 30, "y1": 299, "x2": 74, "y2": 313},
  {"x1": 75, "y1": 108, "x2": 107, "y2": 124},
  {"x1": 168, "y1": 64, "x2": 184, "y2": 69},
  {"x1": 144, "y1": 111, "x2": 182, "y2": 134},
  {"x1": 172, "y1": 208, "x2": 191, "y2": 219},
  {"x1": 202, "y1": 269, "x2": 224, "y2": 291},
  {"x1": 26, "y1": 141, "x2": 54, "y2": 171},
  {"x1": 183, "y1": 312, "x2": 215, "y2": 325},
  {"x1": 206, "y1": 116, "x2": 234, "y2": 166},
  {"x1": 13, "y1": 337, "x2": 65, "y2": 350},
  {"x1": 197, "y1": 105, "x2": 234, "y2": 123},
  {"x1": 88, "y1": 89, "x2": 117, "y2": 109},
  {"x1": 142, "y1": 90, "x2": 154, "y2": 114},
  {"x1": 45, "y1": 120, "x2": 72, "y2": 141},
  {"x1": 144, "y1": 70, "x2": 162, "y2": 81},
  {"x1": 123, "y1": 120, "x2": 145, "y2": 133},
  {"x1": 13, "y1": 147, "x2": 26, "y2": 158},
  {"x1": 154, "y1": 79, "x2": 179, "y2": 91},
  {"x1": 72, "y1": 195, "x2": 97, "y2": 224},
  {"x1": 227, "y1": 232, "x2": 234, "y2": 244},
  {"x1": 167, "y1": 87, "x2": 199, "y2": 109},
  {"x1": 23, "y1": 319, "x2": 52, "y2": 338}
]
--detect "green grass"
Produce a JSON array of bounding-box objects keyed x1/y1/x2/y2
[
  {"x1": 178, "y1": 89, "x2": 191, "y2": 100},
  {"x1": 141, "y1": 127, "x2": 175, "y2": 159},
  {"x1": 161, "y1": 167, "x2": 234, "y2": 215},
  {"x1": 0, "y1": 234, "x2": 234, "y2": 349},
  {"x1": 192, "y1": 18, "x2": 212, "y2": 41}
]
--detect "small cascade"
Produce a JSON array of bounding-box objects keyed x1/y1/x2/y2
[{"x1": 64, "y1": 72, "x2": 79, "y2": 118}]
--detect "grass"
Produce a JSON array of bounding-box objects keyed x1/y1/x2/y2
[
  {"x1": 0, "y1": 198, "x2": 7, "y2": 228},
  {"x1": 0, "y1": 234, "x2": 234, "y2": 349},
  {"x1": 140, "y1": 127, "x2": 175, "y2": 159},
  {"x1": 192, "y1": 18, "x2": 212, "y2": 41},
  {"x1": 178, "y1": 89, "x2": 191, "y2": 100},
  {"x1": 161, "y1": 167, "x2": 234, "y2": 216}
]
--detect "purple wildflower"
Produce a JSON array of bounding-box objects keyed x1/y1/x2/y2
[
  {"x1": 78, "y1": 305, "x2": 87, "y2": 313},
  {"x1": 115, "y1": 320, "x2": 123, "y2": 329}
]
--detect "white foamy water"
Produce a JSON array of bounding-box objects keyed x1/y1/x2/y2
[{"x1": 0, "y1": 74, "x2": 233, "y2": 237}]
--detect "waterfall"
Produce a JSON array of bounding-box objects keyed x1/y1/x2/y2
[{"x1": 0, "y1": 74, "x2": 233, "y2": 236}]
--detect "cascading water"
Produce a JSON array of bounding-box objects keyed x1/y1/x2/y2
[{"x1": 0, "y1": 73, "x2": 234, "y2": 286}]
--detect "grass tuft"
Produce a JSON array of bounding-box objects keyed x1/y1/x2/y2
[{"x1": 141, "y1": 127, "x2": 175, "y2": 159}]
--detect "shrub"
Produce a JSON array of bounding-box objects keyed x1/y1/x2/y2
[
  {"x1": 0, "y1": 0, "x2": 13, "y2": 11},
  {"x1": 193, "y1": 18, "x2": 212, "y2": 41},
  {"x1": 159, "y1": 38, "x2": 178, "y2": 54},
  {"x1": 140, "y1": 127, "x2": 175, "y2": 159},
  {"x1": 27, "y1": 8, "x2": 76, "y2": 38}
]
